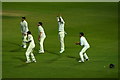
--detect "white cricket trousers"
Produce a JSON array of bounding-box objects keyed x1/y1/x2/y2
[
  {"x1": 79, "y1": 46, "x2": 90, "y2": 62},
  {"x1": 39, "y1": 37, "x2": 46, "y2": 52},
  {"x1": 25, "y1": 45, "x2": 36, "y2": 62},
  {"x1": 22, "y1": 34, "x2": 27, "y2": 46},
  {"x1": 59, "y1": 31, "x2": 65, "y2": 51}
]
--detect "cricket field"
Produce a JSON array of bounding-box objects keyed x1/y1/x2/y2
[{"x1": 2, "y1": 2, "x2": 118, "y2": 78}]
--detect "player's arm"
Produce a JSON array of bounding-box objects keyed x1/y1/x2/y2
[
  {"x1": 75, "y1": 42, "x2": 80, "y2": 45},
  {"x1": 57, "y1": 16, "x2": 59, "y2": 22},
  {"x1": 24, "y1": 40, "x2": 31, "y2": 43},
  {"x1": 38, "y1": 32, "x2": 42, "y2": 40},
  {"x1": 60, "y1": 16, "x2": 65, "y2": 24},
  {"x1": 24, "y1": 36, "x2": 31, "y2": 43}
]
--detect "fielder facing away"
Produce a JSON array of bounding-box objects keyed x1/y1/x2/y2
[
  {"x1": 76, "y1": 32, "x2": 90, "y2": 63},
  {"x1": 20, "y1": 17, "x2": 29, "y2": 48},
  {"x1": 38, "y1": 22, "x2": 46, "y2": 53},
  {"x1": 57, "y1": 15, "x2": 66, "y2": 53},
  {"x1": 24, "y1": 31, "x2": 36, "y2": 63}
]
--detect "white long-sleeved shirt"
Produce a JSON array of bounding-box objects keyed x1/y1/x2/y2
[
  {"x1": 20, "y1": 20, "x2": 29, "y2": 34},
  {"x1": 27, "y1": 34, "x2": 35, "y2": 48},
  {"x1": 57, "y1": 16, "x2": 65, "y2": 32},
  {"x1": 38, "y1": 25, "x2": 46, "y2": 38},
  {"x1": 80, "y1": 36, "x2": 90, "y2": 47}
]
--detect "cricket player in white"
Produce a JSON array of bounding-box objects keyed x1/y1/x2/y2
[
  {"x1": 24, "y1": 31, "x2": 36, "y2": 63},
  {"x1": 57, "y1": 15, "x2": 66, "y2": 53},
  {"x1": 20, "y1": 17, "x2": 29, "y2": 48},
  {"x1": 76, "y1": 32, "x2": 90, "y2": 63},
  {"x1": 38, "y1": 22, "x2": 46, "y2": 53}
]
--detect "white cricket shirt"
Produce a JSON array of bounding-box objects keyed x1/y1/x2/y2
[
  {"x1": 20, "y1": 20, "x2": 29, "y2": 34},
  {"x1": 28, "y1": 34, "x2": 35, "y2": 47},
  {"x1": 80, "y1": 36, "x2": 90, "y2": 47},
  {"x1": 38, "y1": 25, "x2": 46, "y2": 38},
  {"x1": 57, "y1": 16, "x2": 65, "y2": 32}
]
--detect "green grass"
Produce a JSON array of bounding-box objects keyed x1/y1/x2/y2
[{"x1": 2, "y1": 2, "x2": 118, "y2": 78}]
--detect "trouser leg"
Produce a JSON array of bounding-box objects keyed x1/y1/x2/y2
[
  {"x1": 39, "y1": 37, "x2": 45, "y2": 52},
  {"x1": 59, "y1": 32, "x2": 65, "y2": 51},
  {"x1": 83, "y1": 53, "x2": 89, "y2": 60},
  {"x1": 22, "y1": 34, "x2": 27, "y2": 46},
  {"x1": 25, "y1": 46, "x2": 32, "y2": 61},
  {"x1": 79, "y1": 52, "x2": 84, "y2": 62},
  {"x1": 79, "y1": 47, "x2": 88, "y2": 62},
  {"x1": 31, "y1": 52, "x2": 36, "y2": 62}
]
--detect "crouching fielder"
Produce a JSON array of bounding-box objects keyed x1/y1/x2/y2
[
  {"x1": 76, "y1": 32, "x2": 90, "y2": 63},
  {"x1": 24, "y1": 31, "x2": 36, "y2": 63}
]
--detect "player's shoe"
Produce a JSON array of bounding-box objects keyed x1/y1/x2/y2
[
  {"x1": 32, "y1": 60, "x2": 36, "y2": 63},
  {"x1": 60, "y1": 50, "x2": 64, "y2": 53},
  {"x1": 25, "y1": 61, "x2": 31, "y2": 63},
  {"x1": 39, "y1": 50, "x2": 44, "y2": 53},
  {"x1": 78, "y1": 60, "x2": 84, "y2": 63},
  {"x1": 85, "y1": 59, "x2": 89, "y2": 61}
]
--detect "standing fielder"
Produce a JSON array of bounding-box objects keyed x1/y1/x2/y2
[
  {"x1": 38, "y1": 22, "x2": 46, "y2": 53},
  {"x1": 24, "y1": 31, "x2": 36, "y2": 63},
  {"x1": 20, "y1": 17, "x2": 29, "y2": 48},
  {"x1": 76, "y1": 32, "x2": 90, "y2": 63},
  {"x1": 57, "y1": 15, "x2": 66, "y2": 53}
]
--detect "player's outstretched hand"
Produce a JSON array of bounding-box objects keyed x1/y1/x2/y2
[{"x1": 75, "y1": 42, "x2": 80, "y2": 45}]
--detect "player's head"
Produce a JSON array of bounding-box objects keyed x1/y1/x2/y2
[
  {"x1": 80, "y1": 32, "x2": 84, "y2": 37},
  {"x1": 38, "y1": 22, "x2": 42, "y2": 26},
  {"x1": 22, "y1": 17, "x2": 26, "y2": 21},
  {"x1": 27, "y1": 31, "x2": 31, "y2": 35}
]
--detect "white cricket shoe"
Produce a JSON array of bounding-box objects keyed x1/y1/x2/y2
[
  {"x1": 32, "y1": 60, "x2": 36, "y2": 63},
  {"x1": 60, "y1": 50, "x2": 64, "y2": 53},
  {"x1": 85, "y1": 59, "x2": 89, "y2": 61},
  {"x1": 78, "y1": 60, "x2": 84, "y2": 63},
  {"x1": 39, "y1": 50, "x2": 44, "y2": 53},
  {"x1": 25, "y1": 61, "x2": 31, "y2": 63}
]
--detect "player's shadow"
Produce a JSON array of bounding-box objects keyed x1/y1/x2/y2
[
  {"x1": 12, "y1": 57, "x2": 29, "y2": 68},
  {"x1": 4, "y1": 41, "x2": 22, "y2": 52},
  {"x1": 66, "y1": 55, "x2": 79, "y2": 61},
  {"x1": 13, "y1": 57, "x2": 25, "y2": 62},
  {"x1": 15, "y1": 63, "x2": 29, "y2": 68},
  {"x1": 4, "y1": 41, "x2": 20, "y2": 46},
  {"x1": 45, "y1": 50, "x2": 60, "y2": 56}
]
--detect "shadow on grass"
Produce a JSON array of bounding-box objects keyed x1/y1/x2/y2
[
  {"x1": 12, "y1": 57, "x2": 29, "y2": 68},
  {"x1": 4, "y1": 41, "x2": 20, "y2": 46},
  {"x1": 15, "y1": 63, "x2": 29, "y2": 68},
  {"x1": 66, "y1": 55, "x2": 80, "y2": 61},
  {"x1": 3, "y1": 41, "x2": 23, "y2": 52},
  {"x1": 13, "y1": 57, "x2": 25, "y2": 62},
  {"x1": 45, "y1": 50, "x2": 60, "y2": 56}
]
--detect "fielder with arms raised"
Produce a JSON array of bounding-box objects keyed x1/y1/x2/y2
[{"x1": 57, "y1": 15, "x2": 66, "y2": 53}]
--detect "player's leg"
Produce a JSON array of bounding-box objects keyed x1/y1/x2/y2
[
  {"x1": 30, "y1": 49, "x2": 36, "y2": 62},
  {"x1": 22, "y1": 34, "x2": 27, "y2": 48},
  {"x1": 25, "y1": 46, "x2": 32, "y2": 63},
  {"x1": 59, "y1": 32, "x2": 65, "y2": 53},
  {"x1": 83, "y1": 53, "x2": 89, "y2": 61},
  {"x1": 79, "y1": 47, "x2": 88, "y2": 62},
  {"x1": 39, "y1": 37, "x2": 45, "y2": 53}
]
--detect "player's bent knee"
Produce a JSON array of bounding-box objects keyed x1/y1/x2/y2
[{"x1": 79, "y1": 52, "x2": 83, "y2": 55}]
